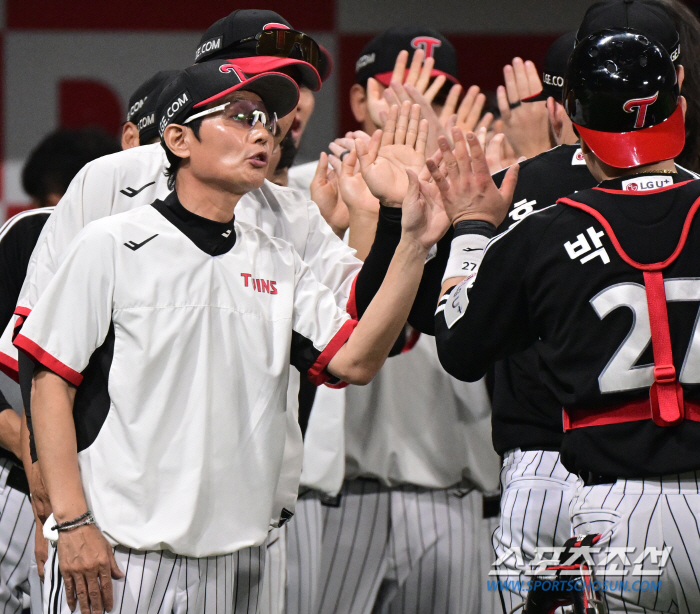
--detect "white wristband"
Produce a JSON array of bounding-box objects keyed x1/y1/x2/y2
[{"x1": 441, "y1": 233, "x2": 491, "y2": 284}]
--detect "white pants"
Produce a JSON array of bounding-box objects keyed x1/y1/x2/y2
[
  {"x1": 0, "y1": 459, "x2": 34, "y2": 614},
  {"x1": 492, "y1": 449, "x2": 579, "y2": 612},
  {"x1": 570, "y1": 471, "x2": 700, "y2": 614},
  {"x1": 315, "y1": 479, "x2": 493, "y2": 614},
  {"x1": 43, "y1": 540, "x2": 266, "y2": 614}
]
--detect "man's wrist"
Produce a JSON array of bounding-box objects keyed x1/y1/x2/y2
[
  {"x1": 379, "y1": 197, "x2": 403, "y2": 208},
  {"x1": 451, "y1": 212, "x2": 500, "y2": 228}
]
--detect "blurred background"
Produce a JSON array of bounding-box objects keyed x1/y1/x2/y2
[{"x1": 1, "y1": 0, "x2": 699, "y2": 220}]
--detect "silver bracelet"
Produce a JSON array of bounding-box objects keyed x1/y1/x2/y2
[{"x1": 51, "y1": 511, "x2": 96, "y2": 533}]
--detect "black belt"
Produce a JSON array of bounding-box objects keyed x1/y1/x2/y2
[
  {"x1": 579, "y1": 472, "x2": 617, "y2": 487},
  {"x1": 6, "y1": 465, "x2": 29, "y2": 496}
]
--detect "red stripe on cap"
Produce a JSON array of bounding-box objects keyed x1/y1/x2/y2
[
  {"x1": 307, "y1": 319, "x2": 358, "y2": 386},
  {"x1": 263, "y1": 23, "x2": 290, "y2": 30},
  {"x1": 14, "y1": 334, "x2": 83, "y2": 387},
  {"x1": 373, "y1": 69, "x2": 460, "y2": 88}
]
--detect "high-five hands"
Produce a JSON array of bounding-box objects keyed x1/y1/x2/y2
[
  {"x1": 425, "y1": 128, "x2": 519, "y2": 228},
  {"x1": 496, "y1": 57, "x2": 552, "y2": 159},
  {"x1": 356, "y1": 102, "x2": 429, "y2": 207}
]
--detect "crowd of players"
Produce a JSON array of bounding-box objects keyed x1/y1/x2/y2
[{"x1": 0, "y1": 0, "x2": 699, "y2": 613}]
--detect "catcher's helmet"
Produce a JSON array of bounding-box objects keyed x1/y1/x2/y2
[{"x1": 564, "y1": 28, "x2": 684, "y2": 168}]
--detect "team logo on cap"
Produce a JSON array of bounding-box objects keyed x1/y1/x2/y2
[
  {"x1": 623, "y1": 92, "x2": 659, "y2": 129},
  {"x1": 263, "y1": 23, "x2": 290, "y2": 30},
  {"x1": 219, "y1": 63, "x2": 246, "y2": 81},
  {"x1": 411, "y1": 36, "x2": 441, "y2": 58},
  {"x1": 356, "y1": 53, "x2": 376, "y2": 72}
]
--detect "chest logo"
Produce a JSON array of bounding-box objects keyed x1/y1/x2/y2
[
  {"x1": 241, "y1": 273, "x2": 277, "y2": 295},
  {"x1": 564, "y1": 226, "x2": 610, "y2": 265},
  {"x1": 120, "y1": 181, "x2": 156, "y2": 198},
  {"x1": 124, "y1": 234, "x2": 158, "y2": 251}
]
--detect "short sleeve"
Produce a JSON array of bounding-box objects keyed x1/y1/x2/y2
[
  {"x1": 289, "y1": 253, "x2": 357, "y2": 386},
  {"x1": 14, "y1": 224, "x2": 117, "y2": 386}
]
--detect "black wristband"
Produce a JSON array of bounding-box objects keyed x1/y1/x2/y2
[
  {"x1": 453, "y1": 220, "x2": 497, "y2": 238},
  {"x1": 377, "y1": 204, "x2": 403, "y2": 236}
]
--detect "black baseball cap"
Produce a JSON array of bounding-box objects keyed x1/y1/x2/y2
[
  {"x1": 522, "y1": 32, "x2": 576, "y2": 104},
  {"x1": 564, "y1": 29, "x2": 684, "y2": 168},
  {"x1": 157, "y1": 61, "x2": 299, "y2": 138},
  {"x1": 126, "y1": 70, "x2": 179, "y2": 144},
  {"x1": 194, "y1": 9, "x2": 322, "y2": 91},
  {"x1": 355, "y1": 27, "x2": 459, "y2": 88},
  {"x1": 577, "y1": 0, "x2": 680, "y2": 63}
]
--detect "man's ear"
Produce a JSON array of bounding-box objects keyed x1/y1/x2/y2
[
  {"x1": 163, "y1": 125, "x2": 190, "y2": 161},
  {"x1": 121, "y1": 122, "x2": 141, "y2": 150},
  {"x1": 349, "y1": 84, "x2": 368, "y2": 123}
]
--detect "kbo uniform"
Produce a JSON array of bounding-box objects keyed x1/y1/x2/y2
[
  {"x1": 16, "y1": 63, "x2": 360, "y2": 614},
  {"x1": 436, "y1": 30, "x2": 700, "y2": 613}
]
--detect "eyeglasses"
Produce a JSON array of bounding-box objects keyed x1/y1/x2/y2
[
  {"x1": 185, "y1": 99, "x2": 278, "y2": 135},
  {"x1": 232, "y1": 29, "x2": 320, "y2": 72}
]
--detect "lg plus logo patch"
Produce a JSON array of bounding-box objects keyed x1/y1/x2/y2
[
  {"x1": 625, "y1": 182, "x2": 640, "y2": 191},
  {"x1": 411, "y1": 36, "x2": 442, "y2": 58},
  {"x1": 623, "y1": 92, "x2": 659, "y2": 129}
]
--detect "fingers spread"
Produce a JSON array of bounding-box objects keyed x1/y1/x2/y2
[
  {"x1": 439, "y1": 84, "x2": 462, "y2": 122},
  {"x1": 512, "y1": 58, "x2": 531, "y2": 99},
  {"x1": 439, "y1": 136, "x2": 460, "y2": 184},
  {"x1": 394, "y1": 101, "x2": 412, "y2": 145},
  {"x1": 390, "y1": 50, "x2": 409, "y2": 84},
  {"x1": 465, "y1": 131, "x2": 491, "y2": 183},
  {"x1": 405, "y1": 48, "x2": 425, "y2": 86},
  {"x1": 477, "y1": 111, "x2": 494, "y2": 132},
  {"x1": 499, "y1": 162, "x2": 520, "y2": 205},
  {"x1": 415, "y1": 55, "x2": 435, "y2": 93},
  {"x1": 405, "y1": 104, "x2": 421, "y2": 149},
  {"x1": 425, "y1": 74, "x2": 448, "y2": 106},
  {"x1": 341, "y1": 149, "x2": 358, "y2": 176},
  {"x1": 381, "y1": 105, "x2": 400, "y2": 147},
  {"x1": 415, "y1": 118, "x2": 429, "y2": 157},
  {"x1": 457, "y1": 85, "x2": 480, "y2": 125},
  {"x1": 451, "y1": 127, "x2": 472, "y2": 177},
  {"x1": 524, "y1": 59, "x2": 543, "y2": 95},
  {"x1": 503, "y1": 63, "x2": 519, "y2": 104},
  {"x1": 496, "y1": 85, "x2": 511, "y2": 120}
]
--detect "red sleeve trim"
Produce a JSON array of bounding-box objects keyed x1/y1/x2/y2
[
  {"x1": 13, "y1": 334, "x2": 83, "y2": 387},
  {"x1": 346, "y1": 274, "x2": 358, "y2": 320},
  {"x1": 0, "y1": 352, "x2": 19, "y2": 383},
  {"x1": 14, "y1": 306, "x2": 31, "y2": 318},
  {"x1": 307, "y1": 319, "x2": 358, "y2": 386}
]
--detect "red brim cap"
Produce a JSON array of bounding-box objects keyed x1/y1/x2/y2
[
  {"x1": 574, "y1": 105, "x2": 685, "y2": 169},
  {"x1": 193, "y1": 71, "x2": 300, "y2": 122},
  {"x1": 229, "y1": 56, "x2": 321, "y2": 92},
  {"x1": 373, "y1": 69, "x2": 460, "y2": 88}
]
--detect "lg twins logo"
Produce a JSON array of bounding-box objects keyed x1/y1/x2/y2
[
  {"x1": 411, "y1": 36, "x2": 442, "y2": 58},
  {"x1": 219, "y1": 64, "x2": 246, "y2": 81},
  {"x1": 623, "y1": 91, "x2": 658, "y2": 129}
]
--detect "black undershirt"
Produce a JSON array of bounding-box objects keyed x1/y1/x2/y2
[{"x1": 151, "y1": 190, "x2": 237, "y2": 256}]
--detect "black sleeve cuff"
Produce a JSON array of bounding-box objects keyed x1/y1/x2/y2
[{"x1": 453, "y1": 220, "x2": 497, "y2": 238}]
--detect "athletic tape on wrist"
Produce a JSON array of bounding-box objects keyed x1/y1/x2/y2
[{"x1": 442, "y1": 233, "x2": 492, "y2": 284}]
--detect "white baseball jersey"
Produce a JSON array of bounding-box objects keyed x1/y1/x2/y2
[
  {"x1": 344, "y1": 334, "x2": 500, "y2": 492},
  {"x1": 16, "y1": 195, "x2": 355, "y2": 557},
  {"x1": 287, "y1": 161, "x2": 317, "y2": 201},
  {"x1": 0, "y1": 143, "x2": 362, "y2": 522}
]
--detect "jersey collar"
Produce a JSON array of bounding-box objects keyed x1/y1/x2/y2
[
  {"x1": 152, "y1": 191, "x2": 237, "y2": 256},
  {"x1": 596, "y1": 168, "x2": 695, "y2": 195}
]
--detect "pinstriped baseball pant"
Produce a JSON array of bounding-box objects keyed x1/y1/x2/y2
[
  {"x1": 492, "y1": 449, "x2": 579, "y2": 612},
  {"x1": 0, "y1": 459, "x2": 34, "y2": 614},
  {"x1": 43, "y1": 540, "x2": 266, "y2": 614},
  {"x1": 315, "y1": 479, "x2": 490, "y2": 614},
  {"x1": 570, "y1": 472, "x2": 700, "y2": 613}
]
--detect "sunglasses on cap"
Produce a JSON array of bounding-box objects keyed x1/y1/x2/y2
[
  {"x1": 185, "y1": 99, "x2": 279, "y2": 135},
  {"x1": 231, "y1": 29, "x2": 320, "y2": 72}
]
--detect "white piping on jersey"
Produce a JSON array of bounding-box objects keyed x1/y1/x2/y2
[
  {"x1": 0, "y1": 207, "x2": 54, "y2": 242},
  {"x1": 483, "y1": 203, "x2": 559, "y2": 257},
  {"x1": 675, "y1": 163, "x2": 700, "y2": 179}
]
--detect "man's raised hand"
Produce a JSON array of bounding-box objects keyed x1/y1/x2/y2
[
  {"x1": 496, "y1": 57, "x2": 552, "y2": 159},
  {"x1": 426, "y1": 128, "x2": 519, "y2": 228},
  {"x1": 356, "y1": 102, "x2": 428, "y2": 207},
  {"x1": 401, "y1": 170, "x2": 449, "y2": 252}
]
